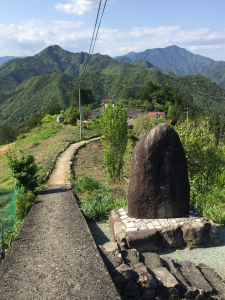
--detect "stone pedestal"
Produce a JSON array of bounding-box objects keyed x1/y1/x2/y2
[{"x1": 108, "y1": 206, "x2": 220, "y2": 253}]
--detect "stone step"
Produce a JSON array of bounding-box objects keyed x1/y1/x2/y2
[
  {"x1": 198, "y1": 263, "x2": 225, "y2": 297},
  {"x1": 162, "y1": 256, "x2": 190, "y2": 293},
  {"x1": 176, "y1": 260, "x2": 214, "y2": 294}
]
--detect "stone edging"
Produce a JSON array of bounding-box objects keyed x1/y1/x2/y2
[
  {"x1": 68, "y1": 137, "x2": 101, "y2": 190},
  {"x1": 38, "y1": 135, "x2": 101, "y2": 185}
]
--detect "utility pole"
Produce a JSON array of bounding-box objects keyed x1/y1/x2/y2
[
  {"x1": 79, "y1": 83, "x2": 82, "y2": 140},
  {"x1": 184, "y1": 105, "x2": 189, "y2": 131}
]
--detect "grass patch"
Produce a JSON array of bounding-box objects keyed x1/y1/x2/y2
[
  {"x1": 0, "y1": 176, "x2": 11, "y2": 184},
  {"x1": 191, "y1": 190, "x2": 225, "y2": 224},
  {"x1": 32, "y1": 128, "x2": 59, "y2": 141}
]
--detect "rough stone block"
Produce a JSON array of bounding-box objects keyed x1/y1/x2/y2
[
  {"x1": 121, "y1": 249, "x2": 140, "y2": 267},
  {"x1": 161, "y1": 225, "x2": 184, "y2": 248},
  {"x1": 133, "y1": 262, "x2": 157, "y2": 289},
  {"x1": 140, "y1": 252, "x2": 163, "y2": 270},
  {"x1": 153, "y1": 267, "x2": 179, "y2": 288},
  {"x1": 176, "y1": 261, "x2": 213, "y2": 293},
  {"x1": 126, "y1": 229, "x2": 162, "y2": 253}
]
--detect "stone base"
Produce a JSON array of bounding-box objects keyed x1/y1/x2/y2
[{"x1": 108, "y1": 206, "x2": 220, "y2": 253}]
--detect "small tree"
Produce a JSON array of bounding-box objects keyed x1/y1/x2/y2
[
  {"x1": 99, "y1": 102, "x2": 128, "y2": 181},
  {"x1": 7, "y1": 153, "x2": 38, "y2": 193}
]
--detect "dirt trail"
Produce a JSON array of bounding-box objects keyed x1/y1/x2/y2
[{"x1": 47, "y1": 137, "x2": 100, "y2": 186}]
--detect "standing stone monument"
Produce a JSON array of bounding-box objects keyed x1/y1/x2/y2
[{"x1": 128, "y1": 123, "x2": 190, "y2": 219}]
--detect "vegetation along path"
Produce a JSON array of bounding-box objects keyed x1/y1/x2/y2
[{"x1": 0, "y1": 138, "x2": 121, "y2": 300}]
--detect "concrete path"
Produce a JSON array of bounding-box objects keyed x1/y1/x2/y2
[
  {"x1": 47, "y1": 137, "x2": 100, "y2": 186},
  {"x1": 0, "y1": 138, "x2": 121, "y2": 300}
]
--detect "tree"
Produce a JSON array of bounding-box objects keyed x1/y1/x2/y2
[
  {"x1": 174, "y1": 118, "x2": 224, "y2": 192},
  {"x1": 44, "y1": 99, "x2": 62, "y2": 115},
  {"x1": 70, "y1": 87, "x2": 95, "y2": 108},
  {"x1": 81, "y1": 105, "x2": 92, "y2": 120},
  {"x1": 121, "y1": 87, "x2": 134, "y2": 100},
  {"x1": 98, "y1": 102, "x2": 128, "y2": 181},
  {"x1": 0, "y1": 124, "x2": 18, "y2": 145},
  {"x1": 7, "y1": 153, "x2": 38, "y2": 193}
]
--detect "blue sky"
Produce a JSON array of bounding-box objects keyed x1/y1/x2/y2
[{"x1": 1, "y1": 0, "x2": 225, "y2": 60}]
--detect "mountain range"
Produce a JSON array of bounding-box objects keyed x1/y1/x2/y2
[
  {"x1": 0, "y1": 45, "x2": 225, "y2": 129},
  {"x1": 115, "y1": 45, "x2": 225, "y2": 76}
]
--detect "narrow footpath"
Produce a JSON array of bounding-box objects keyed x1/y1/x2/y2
[{"x1": 0, "y1": 138, "x2": 121, "y2": 300}]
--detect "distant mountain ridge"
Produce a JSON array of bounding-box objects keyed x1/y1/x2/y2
[
  {"x1": 0, "y1": 56, "x2": 26, "y2": 65},
  {"x1": 115, "y1": 45, "x2": 225, "y2": 77}
]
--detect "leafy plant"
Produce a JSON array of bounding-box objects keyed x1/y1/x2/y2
[
  {"x1": 15, "y1": 188, "x2": 37, "y2": 220},
  {"x1": 96, "y1": 102, "x2": 128, "y2": 181},
  {"x1": 7, "y1": 153, "x2": 38, "y2": 193}
]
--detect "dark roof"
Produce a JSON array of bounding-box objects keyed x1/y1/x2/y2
[{"x1": 126, "y1": 108, "x2": 145, "y2": 118}]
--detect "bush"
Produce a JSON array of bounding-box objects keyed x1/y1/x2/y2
[
  {"x1": 71, "y1": 176, "x2": 108, "y2": 193},
  {"x1": 15, "y1": 188, "x2": 37, "y2": 220},
  {"x1": 191, "y1": 190, "x2": 225, "y2": 224},
  {"x1": 7, "y1": 153, "x2": 38, "y2": 193}
]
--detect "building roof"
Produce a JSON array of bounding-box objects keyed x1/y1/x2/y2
[
  {"x1": 102, "y1": 99, "x2": 116, "y2": 102},
  {"x1": 126, "y1": 107, "x2": 145, "y2": 118},
  {"x1": 147, "y1": 111, "x2": 165, "y2": 116}
]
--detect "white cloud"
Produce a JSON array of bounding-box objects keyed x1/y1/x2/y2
[
  {"x1": 55, "y1": 0, "x2": 103, "y2": 15},
  {"x1": 0, "y1": 20, "x2": 225, "y2": 60},
  {"x1": 129, "y1": 26, "x2": 180, "y2": 38}
]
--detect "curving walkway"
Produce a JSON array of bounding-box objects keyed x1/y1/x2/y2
[{"x1": 0, "y1": 138, "x2": 121, "y2": 300}]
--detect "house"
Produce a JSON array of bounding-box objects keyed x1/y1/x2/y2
[
  {"x1": 102, "y1": 99, "x2": 116, "y2": 107},
  {"x1": 57, "y1": 116, "x2": 64, "y2": 123},
  {"x1": 88, "y1": 110, "x2": 102, "y2": 119},
  {"x1": 147, "y1": 112, "x2": 165, "y2": 118}
]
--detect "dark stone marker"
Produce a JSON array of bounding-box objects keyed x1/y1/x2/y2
[{"x1": 128, "y1": 123, "x2": 190, "y2": 219}]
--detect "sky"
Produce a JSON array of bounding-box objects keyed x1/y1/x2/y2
[{"x1": 0, "y1": 0, "x2": 225, "y2": 61}]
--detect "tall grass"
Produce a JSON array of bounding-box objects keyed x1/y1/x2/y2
[{"x1": 71, "y1": 176, "x2": 128, "y2": 222}]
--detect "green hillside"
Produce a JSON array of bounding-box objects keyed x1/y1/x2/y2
[
  {"x1": 201, "y1": 68, "x2": 225, "y2": 90},
  {"x1": 1, "y1": 69, "x2": 225, "y2": 129},
  {"x1": 0, "y1": 45, "x2": 152, "y2": 93}
]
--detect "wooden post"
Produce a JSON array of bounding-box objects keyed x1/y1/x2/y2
[{"x1": 9, "y1": 234, "x2": 13, "y2": 249}]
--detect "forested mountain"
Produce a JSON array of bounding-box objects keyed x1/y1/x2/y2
[
  {"x1": 0, "y1": 69, "x2": 225, "y2": 129},
  {"x1": 0, "y1": 45, "x2": 162, "y2": 93},
  {"x1": 0, "y1": 56, "x2": 26, "y2": 65},
  {"x1": 201, "y1": 68, "x2": 225, "y2": 90},
  {"x1": 115, "y1": 45, "x2": 225, "y2": 76}
]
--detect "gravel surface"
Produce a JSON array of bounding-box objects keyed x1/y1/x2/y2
[
  {"x1": 88, "y1": 222, "x2": 225, "y2": 280},
  {"x1": 0, "y1": 139, "x2": 121, "y2": 300}
]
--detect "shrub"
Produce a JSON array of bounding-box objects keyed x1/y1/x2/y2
[
  {"x1": 71, "y1": 176, "x2": 108, "y2": 193},
  {"x1": 15, "y1": 188, "x2": 37, "y2": 220},
  {"x1": 7, "y1": 153, "x2": 38, "y2": 193}
]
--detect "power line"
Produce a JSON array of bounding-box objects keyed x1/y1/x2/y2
[
  {"x1": 81, "y1": 0, "x2": 108, "y2": 82},
  {"x1": 84, "y1": 0, "x2": 108, "y2": 76},
  {"x1": 78, "y1": 0, "x2": 107, "y2": 140}
]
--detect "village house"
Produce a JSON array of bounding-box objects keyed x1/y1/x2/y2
[{"x1": 102, "y1": 99, "x2": 116, "y2": 107}]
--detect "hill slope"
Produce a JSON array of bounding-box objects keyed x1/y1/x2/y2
[
  {"x1": 1, "y1": 70, "x2": 225, "y2": 129},
  {"x1": 201, "y1": 68, "x2": 225, "y2": 90},
  {"x1": 116, "y1": 45, "x2": 225, "y2": 76}
]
